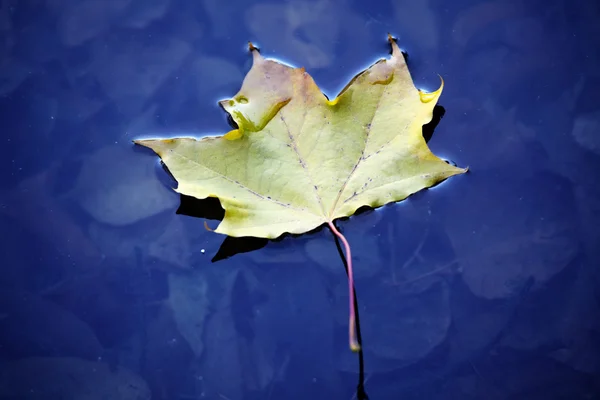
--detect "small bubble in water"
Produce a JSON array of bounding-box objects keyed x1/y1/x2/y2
[{"x1": 201, "y1": 249, "x2": 205, "y2": 254}]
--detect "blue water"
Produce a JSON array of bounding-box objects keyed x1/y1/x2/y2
[{"x1": 1, "y1": 0, "x2": 599, "y2": 399}]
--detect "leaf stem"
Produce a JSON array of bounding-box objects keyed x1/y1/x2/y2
[{"x1": 327, "y1": 221, "x2": 360, "y2": 352}]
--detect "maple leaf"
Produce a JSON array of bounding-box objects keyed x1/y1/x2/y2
[{"x1": 135, "y1": 35, "x2": 467, "y2": 351}]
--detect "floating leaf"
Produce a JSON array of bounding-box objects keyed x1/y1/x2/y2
[{"x1": 135, "y1": 35, "x2": 467, "y2": 351}]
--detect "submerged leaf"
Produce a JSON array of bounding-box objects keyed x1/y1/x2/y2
[
  {"x1": 70, "y1": 145, "x2": 178, "y2": 226},
  {"x1": 167, "y1": 270, "x2": 210, "y2": 357},
  {"x1": 135, "y1": 36, "x2": 466, "y2": 239},
  {"x1": 0, "y1": 357, "x2": 150, "y2": 400}
]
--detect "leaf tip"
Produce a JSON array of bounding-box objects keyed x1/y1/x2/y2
[
  {"x1": 132, "y1": 138, "x2": 156, "y2": 150},
  {"x1": 248, "y1": 41, "x2": 263, "y2": 63},
  {"x1": 449, "y1": 165, "x2": 469, "y2": 178},
  {"x1": 419, "y1": 75, "x2": 444, "y2": 103},
  {"x1": 387, "y1": 33, "x2": 402, "y2": 57}
]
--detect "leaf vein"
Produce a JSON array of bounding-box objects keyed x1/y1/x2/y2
[
  {"x1": 343, "y1": 172, "x2": 446, "y2": 204},
  {"x1": 279, "y1": 114, "x2": 326, "y2": 215},
  {"x1": 328, "y1": 84, "x2": 389, "y2": 216},
  {"x1": 170, "y1": 151, "x2": 311, "y2": 214}
]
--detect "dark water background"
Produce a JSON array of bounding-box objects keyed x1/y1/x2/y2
[{"x1": 1, "y1": 0, "x2": 600, "y2": 399}]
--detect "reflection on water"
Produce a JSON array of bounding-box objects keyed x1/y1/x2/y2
[{"x1": 1, "y1": 0, "x2": 599, "y2": 399}]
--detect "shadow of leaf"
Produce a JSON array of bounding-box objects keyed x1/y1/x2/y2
[
  {"x1": 423, "y1": 105, "x2": 445, "y2": 144},
  {"x1": 176, "y1": 194, "x2": 268, "y2": 261}
]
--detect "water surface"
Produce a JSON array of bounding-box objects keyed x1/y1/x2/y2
[{"x1": 1, "y1": 0, "x2": 599, "y2": 399}]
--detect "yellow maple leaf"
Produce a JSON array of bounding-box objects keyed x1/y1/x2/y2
[{"x1": 135, "y1": 35, "x2": 467, "y2": 351}]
